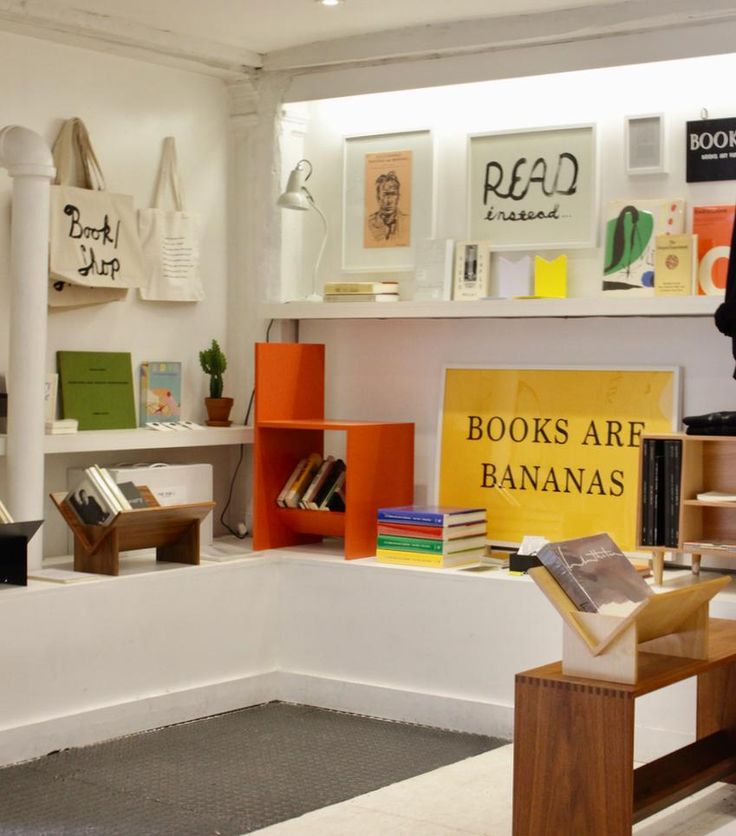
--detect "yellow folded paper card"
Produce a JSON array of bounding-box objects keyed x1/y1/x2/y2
[{"x1": 534, "y1": 255, "x2": 567, "y2": 298}]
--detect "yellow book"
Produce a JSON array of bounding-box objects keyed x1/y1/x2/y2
[
  {"x1": 376, "y1": 547, "x2": 483, "y2": 568},
  {"x1": 534, "y1": 255, "x2": 567, "y2": 298},
  {"x1": 283, "y1": 452, "x2": 322, "y2": 508},
  {"x1": 654, "y1": 233, "x2": 696, "y2": 296}
]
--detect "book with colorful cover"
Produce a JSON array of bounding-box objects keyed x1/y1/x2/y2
[
  {"x1": 654, "y1": 233, "x2": 697, "y2": 296},
  {"x1": 377, "y1": 506, "x2": 486, "y2": 527},
  {"x1": 602, "y1": 199, "x2": 685, "y2": 295},
  {"x1": 140, "y1": 361, "x2": 182, "y2": 425},
  {"x1": 376, "y1": 534, "x2": 487, "y2": 554},
  {"x1": 377, "y1": 520, "x2": 487, "y2": 540},
  {"x1": 58, "y1": 351, "x2": 136, "y2": 430},
  {"x1": 537, "y1": 532, "x2": 652, "y2": 615},
  {"x1": 284, "y1": 453, "x2": 322, "y2": 508},
  {"x1": 692, "y1": 205, "x2": 735, "y2": 295},
  {"x1": 376, "y1": 547, "x2": 484, "y2": 568}
]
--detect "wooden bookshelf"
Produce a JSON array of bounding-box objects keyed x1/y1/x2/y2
[
  {"x1": 638, "y1": 434, "x2": 736, "y2": 582},
  {"x1": 252, "y1": 343, "x2": 414, "y2": 559},
  {"x1": 50, "y1": 491, "x2": 214, "y2": 575}
]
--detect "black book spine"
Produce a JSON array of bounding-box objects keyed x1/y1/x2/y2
[
  {"x1": 641, "y1": 439, "x2": 654, "y2": 546},
  {"x1": 653, "y1": 440, "x2": 666, "y2": 546},
  {"x1": 670, "y1": 440, "x2": 682, "y2": 547}
]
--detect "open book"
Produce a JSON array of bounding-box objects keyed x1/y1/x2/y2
[{"x1": 537, "y1": 532, "x2": 652, "y2": 616}]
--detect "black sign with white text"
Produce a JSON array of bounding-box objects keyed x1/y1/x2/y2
[{"x1": 686, "y1": 117, "x2": 736, "y2": 182}]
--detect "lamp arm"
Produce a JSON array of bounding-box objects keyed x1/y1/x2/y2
[{"x1": 306, "y1": 194, "x2": 328, "y2": 301}]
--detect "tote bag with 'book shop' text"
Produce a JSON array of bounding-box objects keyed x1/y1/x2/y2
[
  {"x1": 48, "y1": 117, "x2": 146, "y2": 308},
  {"x1": 137, "y1": 136, "x2": 204, "y2": 302}
]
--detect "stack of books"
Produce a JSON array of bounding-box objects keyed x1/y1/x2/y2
[
  {"x1": 375, "y1": 505, "x2": 488, "y2": 568},
  {"x1": 63, "y1": 465, "x2": 152, "y2": 527},
  {"x1": 323, "y1": 281, "x2": 399, "y2": 303},
  {"x1": 276, "y1": 454, "x2": 346, "y2": 511}
]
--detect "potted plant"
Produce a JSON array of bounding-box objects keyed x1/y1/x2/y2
[{"x1": 199, "y1": 339, "x2": 233, "y2": 426}]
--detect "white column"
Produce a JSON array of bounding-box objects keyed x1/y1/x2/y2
[{"x1": 0, "y1": 126, "x2": 55, "y2": 569}]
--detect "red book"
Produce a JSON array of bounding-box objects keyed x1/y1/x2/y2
[
  {"x1": 376, "y1": 520, "x2": 487, "y2": 540},
  {"x1": 692, "y1": 205, "x2": 736, "y2": 295}
]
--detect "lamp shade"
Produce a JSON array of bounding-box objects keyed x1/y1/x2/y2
[{"x1": 277, "y1": 166, "x2": 311, "y2": 211}]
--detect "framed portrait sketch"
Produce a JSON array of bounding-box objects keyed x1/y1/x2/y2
[
  {"x1": 468, "y1": 124, "x2": 597, "y2": 250},
  {"x1": 342, "y1": 129, "x2": 434, "y2": 272}
]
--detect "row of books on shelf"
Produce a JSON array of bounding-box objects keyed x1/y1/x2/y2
[
  {"x1": 375, "y1": 506, "x2": 488, "y2": 568},
  {"x1": 276, "y1": 454, "x2": 346, "y2": 511},
  {"x1": 640, "y1": 438, "x2": 682, "y2": 547},
  {"x1": 63, "y1": 465, "x2": 156, "y2": 527}
]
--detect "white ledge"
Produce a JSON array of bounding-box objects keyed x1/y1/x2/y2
[
  {"x1": 0, "y1": 425, "x2": 253, "y2": 456},
  {"x1": 260, "y1": 295, "x2": 721, "y2": 321}
]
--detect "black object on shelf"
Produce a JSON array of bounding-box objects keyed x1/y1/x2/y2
[{"x1": 0, "y1": 521, "x2": 43, "y2": 586}]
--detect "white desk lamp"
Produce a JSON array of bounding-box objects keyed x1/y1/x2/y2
[{"x1": 277, "y1": 159, "x2": 327, "y2": 301}]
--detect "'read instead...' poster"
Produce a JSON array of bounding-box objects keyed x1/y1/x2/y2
[{"x1": 692, "y1": 205, "x2": 736, "y2": 295}]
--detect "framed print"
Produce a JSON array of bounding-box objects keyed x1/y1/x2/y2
[
  {"x1": 342, "y1": 129, "x2": 434, "y2": 272},
  {"x1": 626, "y1": 113, "x2": 666, "y2": 175},
  {"x1": 435, "y1": 365, "x2": 679, "y2": 551},
  {"x1": 468, "y1": 124, "x2": 597, "y2": 250}
]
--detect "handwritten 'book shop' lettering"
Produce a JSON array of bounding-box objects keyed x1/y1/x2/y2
[{"x1": 64, "y1": 203, "x2": 121, "y2": 281}]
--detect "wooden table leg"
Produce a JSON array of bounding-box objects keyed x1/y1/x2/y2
[
  {"x1": 698, "y1": 662, "x2": 736, "y2": 784},
  {"x1": 513, "y1": 675, "x2": 635, "y2": 836}
]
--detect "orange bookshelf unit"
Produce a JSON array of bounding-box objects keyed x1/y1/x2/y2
[{"x1": 252, "y1": 342, "x2": 414, "y2": 559}]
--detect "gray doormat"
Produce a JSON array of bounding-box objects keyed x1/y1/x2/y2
[{"x1": 0, "y1": 702, "x2": 506, "y2": 835}]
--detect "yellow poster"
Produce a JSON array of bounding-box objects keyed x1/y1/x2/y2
[
  {"x1": 363, "y1": 150, "x2": 412, "y2": 248},
  {"x1": 437, "y1": 367, "x2": 678, "y2": 550}
]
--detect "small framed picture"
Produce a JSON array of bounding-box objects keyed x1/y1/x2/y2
[
  {"x1": 625, "y1": 114, "x2": 666, "y2": 175},
  {"x1": 342, "y1": 129, "x2": 435, "y2": 272},
  {"x1": 453, "y1": 241, "x2": 491, "y2": 300}
]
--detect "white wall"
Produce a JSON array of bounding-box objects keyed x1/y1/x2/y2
[
  {"x1": 281, "y1": 53, "x2": 736, "y2": 576},
  {"x1": 0, "y1": 30, "x2": 250, "y2": 550},
  {"x1": 297, "y1": 52, "x2": 736, "y2": 297}
]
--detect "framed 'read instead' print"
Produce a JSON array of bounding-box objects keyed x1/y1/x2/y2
[
  {"x1": 468, "y1": 124, "x2": 597, "y2": 250},
  {"x1": 342, "y1": 130, "x2": 434, "y2": 272}
]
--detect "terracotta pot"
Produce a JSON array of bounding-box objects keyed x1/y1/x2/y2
[{"x1": 204, "y1": 397, "x2": 234, "y2": 427}]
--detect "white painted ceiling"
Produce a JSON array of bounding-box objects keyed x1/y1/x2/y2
[{"x1": 36, "y1": 0, "x2": 613, "y2": 54}]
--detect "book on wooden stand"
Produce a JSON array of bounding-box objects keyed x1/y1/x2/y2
[{"x1": 530, "y1": 532, "x2": 731, "y2": 684}]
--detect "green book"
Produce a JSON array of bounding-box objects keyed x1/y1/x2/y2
[
  {"x1": 376, "y1": 534, "x2": 487, "y2": 554},
  {"x1": 57, "y1": 351, "x2": 136, "y2": 430}
]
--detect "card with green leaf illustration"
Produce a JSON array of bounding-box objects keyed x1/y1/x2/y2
[{"x1": 602, "y1": 199, "x2": 684, "y2": 295}]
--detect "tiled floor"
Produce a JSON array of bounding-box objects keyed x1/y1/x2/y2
[{"x1": 252, "y1": 744, "x2": 736, "y2": 836}]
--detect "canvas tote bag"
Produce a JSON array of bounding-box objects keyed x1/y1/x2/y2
[
  {"x1": 48, "y1": 118, "x2": 146, "y2": 308},
  {"x1": 138, "y1": 137, "x2": 204, "y2": 301}
]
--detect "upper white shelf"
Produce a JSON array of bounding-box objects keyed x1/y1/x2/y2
[
  {"x1": 259, "y1": 296, "x2": 721, "y2": 320},
  {"x1": 0, "y1": 425, "x2": 253, "y2": 456}
]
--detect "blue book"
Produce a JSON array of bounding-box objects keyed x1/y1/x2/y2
[
  {"x1": 139, "y1": 361, "x2": 182, "y2": 426},
  {"x1": 377, "y1": 505, "x2": 486, "y2": 527}
]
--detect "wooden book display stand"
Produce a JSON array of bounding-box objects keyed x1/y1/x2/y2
[
  {"x1": 51, "y1": 490, "x2": 214, "y2": 576},
  {"x1": 529, "y1": 566, "x2": 731, "y2": 684}
]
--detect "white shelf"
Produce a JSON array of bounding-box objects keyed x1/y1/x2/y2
[
  {"x1": 0, "y1": 425, "x2": 253, "y2": 456},
  {"x1": 260, "y1": 295, "x2": 721, "y2": 320}
]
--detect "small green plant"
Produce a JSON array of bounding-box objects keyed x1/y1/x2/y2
[{"x1": 199, "y1": 339, "x2": 227, "y2": 399}]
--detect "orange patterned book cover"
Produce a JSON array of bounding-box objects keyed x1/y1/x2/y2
[{"x1": 692, "y1": 204, "x2": 736, "y2": 295}]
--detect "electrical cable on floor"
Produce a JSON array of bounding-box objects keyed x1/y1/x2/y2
[{"x1": 218, "y1": 319, "x2": 274, "y2": 539}]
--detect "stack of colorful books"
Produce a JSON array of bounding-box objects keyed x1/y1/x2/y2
[{"x1": 375, "y1": 505, "x2": 488, "y2": 568}]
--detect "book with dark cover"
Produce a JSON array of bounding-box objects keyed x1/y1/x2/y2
[
  {"x1": 117, "y1": 481, "x2": 148, "y2": 509},
  {"x1": 313, "y1": 459, "x2": 345, "y2": 509},
  {"x1": 377, "y1": 506, "x2": 486, "y2": 526},
  {"x1": 652, "y1": 439, "x2": 665, "y2": 546},
  {"x1": 63, "y1": 472, "x2": 117, "y2": 526},
  {"x1": 537, "y1": 532, "x2": 652, "y2": 615},
  {"x1": 664, "y1": 439, "x2": 682, "y2": 547}
]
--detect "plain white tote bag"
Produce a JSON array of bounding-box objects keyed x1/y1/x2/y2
[{"x1": 138, "y1": 137, "x2": 204, "y2": 302}]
